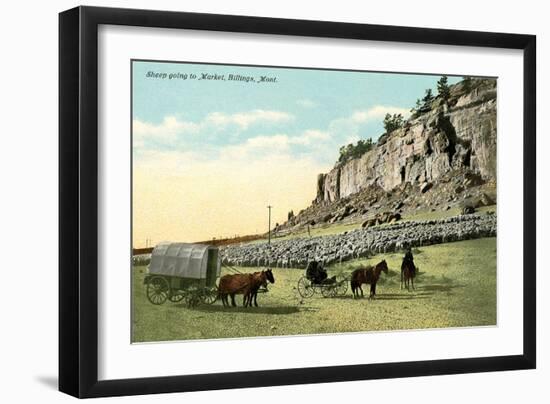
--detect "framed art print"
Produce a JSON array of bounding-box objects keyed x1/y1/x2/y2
[{"x1": 59, "y1": 6, "x2": 536, "y2": 398}]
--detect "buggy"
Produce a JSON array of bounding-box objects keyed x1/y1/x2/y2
[
  {"x1": 296, "y1": 262, "x2": 348, "y2": 298},
  {"x1": 144, "y1": 242, "x2": 220, "y2": 307}
]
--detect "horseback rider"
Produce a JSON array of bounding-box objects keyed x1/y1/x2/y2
[
  {"x1": 401, "y1": 247, "x2": 417, "y2": 290},
  {"x1": 403, "y1": 247, "x2": 416, "y2": 274}
]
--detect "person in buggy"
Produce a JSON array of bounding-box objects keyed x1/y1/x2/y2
[{"x1": 305, "y1": 259, "x2": 336, "y2": 284}]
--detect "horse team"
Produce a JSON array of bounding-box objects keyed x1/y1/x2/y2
[
  {"x1": 217, "y1": 250, "x2": 417, "y2": 307},
  {"x1": 218, "y1": 268, "x2": 275, "y2": 307}
]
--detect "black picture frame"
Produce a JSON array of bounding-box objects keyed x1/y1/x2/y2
[{"x1": 59, "y1": 5, "x2": 536, "y2": 398}]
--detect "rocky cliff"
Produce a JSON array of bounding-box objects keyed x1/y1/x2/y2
[{"x1": 315, "y1": 79, "x2": 496, "y2": 203}]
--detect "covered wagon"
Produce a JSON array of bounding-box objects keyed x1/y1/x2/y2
[{"x1": 144, "y1": 242, "x2": 221, "y2": 306}]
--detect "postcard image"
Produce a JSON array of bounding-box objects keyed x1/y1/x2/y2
[{"x1": 131, "y1": 60, "x2": 497, "y2": 343}]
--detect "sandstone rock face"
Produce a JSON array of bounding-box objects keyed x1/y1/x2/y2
[
  {"x1": 316, "y1": 79, "x2": 497, "y2": 202},
  {"x1": 323, "y1": 168, "x2": 340, "y2": 202}
]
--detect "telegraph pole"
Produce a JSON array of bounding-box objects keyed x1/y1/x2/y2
[{"x1": 267, "y1": 205, "x2": 273, "y2": 244}]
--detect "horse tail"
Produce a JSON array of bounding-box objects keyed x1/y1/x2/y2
[
  {"x1": 215, "y1": 282, "x2": 227, "y2": 304},
  {"x1": 350, "y1": 273, "x2": 356, "y2": 290},
  {"x1": 351, "y1": 276, "x2": 360, "y2": 293}
]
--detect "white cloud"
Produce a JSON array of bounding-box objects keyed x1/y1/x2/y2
[
  {"x1": 296, "y1": 99, "x2": 317, "y2": 108},
  {"x1": 350, "y1": 105, "x2": 411, "y2": 123},
  {"x1": 133, "y1": 104, "x2": 409, "y2": 167},
  {"x1": 133, "y1": 109, "x2": 294, "y2": 147},
  {"x1": 205, "y1": 109, "x2": 293, "y2": 129},
  {"x1": 326, "y1": 104, "x2": 411, "y2": 143},
  {"x1": 133, "y1": 115, "x2": 200, "y2": 143},
  {"x1": 220, "y1": 130, "x2": 331, "y2": 160},
  {"x1": 221, "y1": 134, "x2": 289, "y2": 159},
  {"x1": 299, "y1": 129, "x2": 330, "y2": 143},
  {"x1": 342, "y1": 135, "x2": 361, "y2": 145}
]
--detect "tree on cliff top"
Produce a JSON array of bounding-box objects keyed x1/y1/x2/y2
[
  {"x1": 409, "y1": 88, "x2": 435, "y2": 117},
  {"x1": 422, "y1": 88, "x2": 434, "y2": 106},
  {"x1": 410, "y1": 98, "x2": 423, "y2": 119},
  {"x1": 462, "y1": 76, "x2": 473, "y2": 92},
  {"x1": 437, "y1": 75, "x2": 451, "y2": 102},
  {"x1": 383, "y1": 113, "x2": 405, "y2": 134},
  {"x1": 337, "y1": 138, "x2": 374, "y2": 165}
]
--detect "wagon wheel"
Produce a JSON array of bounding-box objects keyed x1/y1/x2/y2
[
  {"x1": 297, "y1": 277, "x2": 315, "y2": 298},
  {"x1": 321, "y1": 284, "x2": 337, "y2": 298},
  {"x1": 334, "y1": 277, "x2": 349, "y2": 296},
  {"x1": 146, "y1": 276, "x2": 169, "y2": 305},
  {"x1": 168, "y1": 290, "x2": 185, "y2": 303},
  {"x1": 200, "y1": 288, "x2": 218, "y2": 305}
]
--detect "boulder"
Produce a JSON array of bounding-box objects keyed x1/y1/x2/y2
[
  {"x1": 322, "y1": 213, "x2": 333, "y2": 223},
  {"x1": 420, "y1": 182, "x2": 432, "y2": 193},
  {"x1": 480, "y1": 192, "x2": 495, "y2": 206},
  {"x1": 463, "y1": 172, "x2": 484, "y2": 188},
  {"x1": 462, "y1": 205, "x2": 476, "y2": 215},
  {"x1": 361, "y1": 218, "x2": 377, "y2": 228},
  {"x1": 387, "y1": 212, "x2": 401, "y2": 223}
]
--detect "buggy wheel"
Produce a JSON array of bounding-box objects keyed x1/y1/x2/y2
[
  {"x1": 334, "y1": 277, "x2": 349, "y2": 296},
  {"x1": 147, "y1": 276, "x2": 169, "y2": 305},
  {"x1": 297, "y1": 277, "x2": 314, "y2": 298},
  {"x1": 200, "y1": 288, "x2": 218, "y2": 305},
  {"x1": 168, "y1": 290, "x2": 185, "y2": 303},
  {"x1": 321, "y1": 285, "x2": 337, "y2": 298}
]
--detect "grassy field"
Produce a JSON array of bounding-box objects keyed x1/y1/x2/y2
[{"x1": 132, "y1": 237, "x2": 496, "y2": 342}]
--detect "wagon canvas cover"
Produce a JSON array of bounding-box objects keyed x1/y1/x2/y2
[{"x1": 148, "y1": 242, "x2": 221, "y2": 280}]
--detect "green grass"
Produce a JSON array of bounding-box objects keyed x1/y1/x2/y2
[{"x1": 132, "y1": 237, "x2": 496, "y2": 342}]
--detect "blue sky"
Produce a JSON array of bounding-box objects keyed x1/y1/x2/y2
[
  {"x1": 132, "y1": 61, "x2": 460, "y2": 167},
  {"x1": 131, "y1": 60, "x2": 460, "y2": 243}
]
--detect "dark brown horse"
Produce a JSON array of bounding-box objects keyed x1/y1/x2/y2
[
  {"x1": 218, "y1": 269, "x2": 275, "y2": 307},
  {"x1": 244, "y1": 269, "x2": 275, "y2": 307},
  {"x1": 401, "y1": 258, "x2": 416, "y2": 291},
  {"x1": 350, "y1": 260, "x2": 389, "y2": 298},
  {"x1": 218, "y1": 273, "x2": 248, "y2": 307}
]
